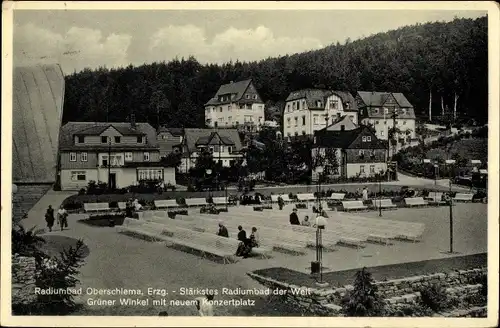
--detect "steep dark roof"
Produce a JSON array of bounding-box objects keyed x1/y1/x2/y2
[
  {"x1": 286, "y1": 89, "x2": 357, "y2": 111},
  {"x1": 157, "y1": 126, "x2": 184, "y2": 136},
  {"x1": 314, "y1": 126, "x2": 386, "y2": 149},
  {"x1": 182, "y1": 128, "x2": 243, "y2": 154},
  {"x1": 205, "y1": 79, "x2": 262, "y2": 106},
  {"x1": 357, "y1": 91, "x2": 413, "y2": 108},
  {"x1": 286, "y1": 89, "x2": 332, "y2": 109},
  {"x1": 59, "y1": 122, "x2": 158, "y2": 151},
  {"x1": 195, "y1": 132, "x2": 235, "y2": 146}
]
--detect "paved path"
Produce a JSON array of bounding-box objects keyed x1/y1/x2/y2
[{"x1": 19, "y1": 190, "x2": 75, "y2": 230}]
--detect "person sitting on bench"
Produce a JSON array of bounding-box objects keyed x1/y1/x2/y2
[
  {"x1": 235, "y1": 226, "x2": 248, "y2": 256},
  {"x1": 217, "y1": 222, "x2": 229, "y2": 238}
]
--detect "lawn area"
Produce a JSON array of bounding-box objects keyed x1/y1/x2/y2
[
  {"x1": 253, "y1": 253, "x2": 487, "y2": 289},
  {"x1": 37, "y1": 235, "x2": 90, "y2": 259},
  {"x1": 426, "y1": 138, "x2": 487, "y2": 163}
]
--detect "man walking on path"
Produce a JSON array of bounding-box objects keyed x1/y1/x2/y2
[{"x1": 45, "y1": 206, "x2": 55, "y2": 232}]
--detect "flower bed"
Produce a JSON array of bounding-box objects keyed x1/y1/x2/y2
[{"x1": 79, "y1": 214, "x2": 126, "y2": 227}]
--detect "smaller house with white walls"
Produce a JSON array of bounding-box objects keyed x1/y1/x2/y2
[
  {"x1": 178, "y1": 128, "x2": 244, "y2": 173},
  {"x1": 312, "y1": 126, "x2": 388, "y2": 180},
  {"x1": 58, "y1": 118, "x2": 176, "y2": 190},
  {"x1": 283, "y1": 89, "x2": 358, "y2": 139}
]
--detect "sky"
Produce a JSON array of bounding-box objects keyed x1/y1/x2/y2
[{"x1": 12, "y1": 8, "x2": 486, "y2": 75}]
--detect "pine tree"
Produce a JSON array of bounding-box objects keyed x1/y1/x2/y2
[{"x1": 342, "y1": 267, "x2": 385, "y2": 316}]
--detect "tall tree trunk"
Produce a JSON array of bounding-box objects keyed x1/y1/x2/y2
[
  {"x1": 429, "y1": 89, "x2": 432, "y2": 121},
  {"x1": 453, "y1": 92, "x2": 459, "y2": 121},
  {"x1": 441, "y1": 96, "x2": 445, "y2": 116}
]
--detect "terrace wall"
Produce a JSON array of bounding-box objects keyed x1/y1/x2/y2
[{"x1": 248, "y1": 267, "x2": 487, "y2": 316}]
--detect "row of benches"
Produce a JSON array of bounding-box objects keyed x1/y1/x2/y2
[
  {"x1": 84, "y1": 192, "x2": 474, "y2": 213},
  {"x1": 235, "y1": 206, "x2": 425, "y2": 243}
]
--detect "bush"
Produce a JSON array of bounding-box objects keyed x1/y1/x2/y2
[
  {"x1": 78, "y1": 188, "x2": 86, "y2": 195},
  {"x1": 109, "y1": 201, "x2": 118, "y2": 209},
  {"x1": 419, "y1": 284, "x2": 448, "y2": 312},
  {"x1": 176, "y1": 197, "x2": 186, "y2": 205},
  {"x1": 296, "y1": 203, "x2": 307, "y2": 209},
  {"x1": 63, "y1": 200, "x2": 84, "y2": 211},
  {"x1": 342, "y1": 267, "x2": 385, "y2": 316}
]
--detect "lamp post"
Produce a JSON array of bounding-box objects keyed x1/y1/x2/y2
[
  {"x1": 205, "y1": 168, "x2": 212, "y2": 198},
  {"x1": 316, "y1": 166, "x2": 324, "y2": 210},
  {"x1": 108, "y1": 138, "x2": 112, "y2": 190},
  {"x1": 378, "y1": 170, "x2": 383, "y2": 217},
  {"x1": 448, "y1": 178, "x2": 454, "y2": 253},
  {"x1": 224, "y1": 183, "x2": 228, "y2": 212},
  {"x1": 314, "y1": 165, "x2": 328, "y2": 287}
]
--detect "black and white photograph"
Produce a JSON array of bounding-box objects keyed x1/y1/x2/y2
[{"x1": 2, "y1": 1, "x2": 498, "y2": 326}]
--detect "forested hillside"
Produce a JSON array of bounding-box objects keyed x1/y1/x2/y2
[{"x1": 63, "y1": 16, "x2": 487, "y2": 128}]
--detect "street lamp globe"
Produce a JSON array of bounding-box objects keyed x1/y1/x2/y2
[{"x1": 206, "y1": 169, "x2": 212, "y2": 175}]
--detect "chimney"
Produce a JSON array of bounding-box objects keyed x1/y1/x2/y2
[
  {"x1": 341, "y1": 125, "x2": 345, "y2": 131},
  {"x1": 130, "y1": 113, "x2": 136, "y2": 129}
]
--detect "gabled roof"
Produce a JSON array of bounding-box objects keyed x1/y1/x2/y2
[
  {"x1": 286, "y1": 89, "x2": 358, "y2": 111},
  {"x1": 182, "y1": 128, "x2": 243, "y2": 154},
  {"x1": 286, "y1": 89, "x2": 332, "y2": 109},
  {"x1": 205, "y1": 79, "x2": 261, "y2": 106},
  {"x1": 314, "y1": 126, "x2": 386, "y2": 149},
  {"x1": 157, "y1": 126, "x2": 184, "y2": 136},
  {"x1": 357, "y1": 91, "x2": 413, "y2": 108},
  {"x1": 196, "y1": 132, "x2": 235, "y2": 146},
  {"x1": 325, "y1": 115, "x2": 358, "y2": 131},
  {"x1": 59, "y1": 122, "x2": 158, "y2": 150}
]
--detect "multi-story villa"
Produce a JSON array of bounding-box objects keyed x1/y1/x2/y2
[
  {"x1": 356, "y1": 91, "x2": 417, "y2": 142},
  {"x1": 283, "y1": 89, "x2": 358, "y2": 138},
  {"x1": 204, "y1": 79, "x2": 265, "y2": 132},
  {"x1": 58, "y1": 118, "x2": 175, "y2": 190}
]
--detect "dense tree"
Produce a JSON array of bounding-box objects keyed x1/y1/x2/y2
[{"x1": 63, "y1": 17, "x2": 488, "y2": 127}]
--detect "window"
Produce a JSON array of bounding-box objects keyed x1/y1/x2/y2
[
  {"x1": 380, "y1": 131, "x2": 384, "y2": 137},
  {"x1": 137, "y1": 136, "x2": 143, "y2": 143},
  {"x1": 81, "y1": 152, "x2": 88, "y2": 162},
  {"x1": 287, "y1": 117, "x2": 291, "y2": 127},
  {"x1": 360, "y1": 165, "x2": 365, "y2": 174},
  {"x1": 302, "y1": 131, "x2": 306, "y2": 135},
  {"x1": 287, "y1": 104, "x2": 291, "y2": 112},
  {"x1": 228, "y1": 146, "x2": 232, "y2": 153},
  {"x1": 329, "y1": 100, "x2": 338, "y2": 109},
  {"x1": 218, "y1": 117, "x2": 223, "y2": 123},
  {"x1": 316, "y1": 101, "x2": 322, "y2": 108},
  {"x1": 114, "y1": 136, "x2": 121, "y2": 143},
  {"x1": 101, "y1": 155, "x2": 108, "y2": 167},
  {"x1": 101, "y1": 136, "x2": 108, "y2": 144},
  {"x1": 294, "y1": 117, "x2": 298, "y2": 127},
  {"x1": 367, "y1": 136, "x2": 372, "y2": 142},
  {"x1": 253, "y1": 95, "x2": 257, "y2": 99},
  {"x1": 246, "y1": 95, "x2": 250, "y2": 99},
  {"x1": 302, "y1": 116, "x2": 306, "y2": 125},
  {"x1": 209, "y1": 147, "x2": 214, "y2": 153},
  {"x1": 345, "y1": 102, "x2": 350, "y2": 109},
  {"x1": 220, "y1": 146, "x2": 225, "y2": 153},
  {"x1": 69, "y1": 152, "x2": 77, "y2": 162},
  {"x1": 402, "y1": 108, "x2": 407, "y2": 114},
  {"x1": 138, "y1": 169, "x2": 163, "y2": 181},
  {"x1": 384, "y1": 108, "x2": 389, "y2": 114},
  {"x1": 214, "y1": 121, "x2": 218, "y2": 128},
  {"x1": 384, "y1": 120, "x2": 387, "y2": 125},
  {"x1": 313, "y1": 115, "x2": 318, "y2": 124},
  {"x1": 111, "y1": 155, "x2": 123, "y2": 166},
  {"x1": 302, "y1": 100, "x2": 306, "y2": 109},
  {"x1": 362, "y1": 136, "x2": 367, "y2": 142},
  {"x1": 375, "y1": 120, "x2": 379, "y2": 125},
  {"x1": 71, "y1": 171, "x2": 86, "y2": 181},
  {"x1": 370, "y1": 165, "x2": 375, "y2": 173},
  {"x1": 403, "y1": 120, "x2": 407, "y2": 125},
  {"x1": 125, "y1": 152, "x2": 133, "y2": 162},
  {"x1": 374, "y1": 108, "x2": 379, "y2": 114},
  {"x1": 294, "y1": 132, "x2": 299, "y2": 136},
  {"x1": 219, "y1": 107, "x2": 223, "y2": 112},
  {"x1": 77, "y1": 136, "x2": 84, "y2": 143},
  {"x1": 143, "y1": 152, "x2": 150, "y2": 161},
  {"x1": 359, "y1": 150, "x2": 365, "y2": 157}
]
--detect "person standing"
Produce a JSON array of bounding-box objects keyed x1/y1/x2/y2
[
  {"x1": 362, "y1": 187, "x2": 369, "y2": 202},
  {"x1": 57, "y1": 206, "x2": 68, "y2": 231},
  {"x1": 277, "y1": 195, "x2": 284, "y2": 210},
  {"x1": 289, "y1": 208, "x2": 300, "y2": 225},
  {"x1": 45, "y1": 206, "x2": 55, "y2": 232}
]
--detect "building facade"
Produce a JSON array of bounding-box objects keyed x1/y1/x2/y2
[
  {"x1": 157, "y1": 127, "x2": 183, "y2": 157},
  {"x1": 205, "y1": 79, "x2": 265, "y2": 132},
  {"x1": 178, "y1": 128, "x2": 244, "y2": 173},
  {"x1": 356, "y1": 91, "x2": 417, "y2": 143},
  {"x1": 283, "y1": 89, "x2": 358, "y2": 139},
  {"x1": 58, "y1": 121, "x2": 175, "y2": 190},
  {"x1": 312, "y1": 126, "x2": 388, "y2": 180}
]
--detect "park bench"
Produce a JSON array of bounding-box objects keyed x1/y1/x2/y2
[
  {"x1": 83, "y1": 202, "x2": 111, "y2": 213},
  {"x1": 296, "y1": 193, "x2": 316, "y2": 202},
  {"x1": 330, "y1": 193, "x2": 346, "y2": 201},
  {"x1": 281, "y1": 194, "x2": 293, "y2": 203},
  {"x1": 453, "y1": 193, "x2": 474, "y2": 202},
  {"x1": 424, "y1": 192, "x2": 445, "y2": 205},
  {"x1": 154, "y1": 199, "x2": 180, "y2": 209},
  {"x1": 185, "y1": 198, "x2": 208, "y2": 207},
  {"x1": 212, "y1": 197, "x2": 229, "y2": 205},
  {"x1": 341, "y1": 200, "x2": 368, "y2": 212},
  {"x1": 371, "y1": 199, "x2": 397, "y2": 210},
  {"x1": 403, "y1": 197, "x2": 428, "y2": 208}
]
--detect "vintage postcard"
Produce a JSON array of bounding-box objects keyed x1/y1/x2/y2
[{"x1": 1, "y1": 1, "x2": 499, "y2": 327}]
